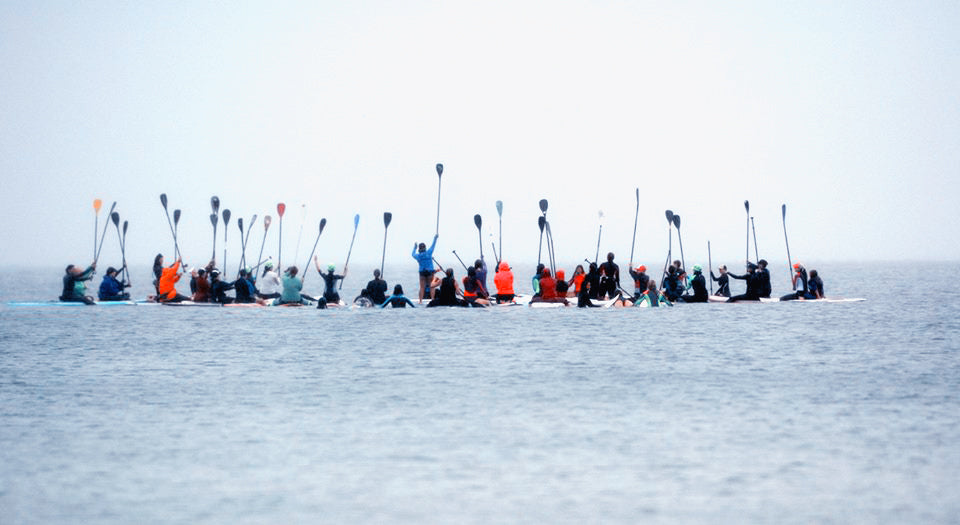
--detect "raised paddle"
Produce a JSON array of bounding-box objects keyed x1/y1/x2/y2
[
  {"x1": 93, "y1": 199, "x2": 103, "y2": 259},
  {"x1": 707, "y1": 240, "x2": 713, "y2": 294},
  {"x1": 452, "y1": 250, "x2": 469, "y2": 271},
  {"x1": 474, "y1": 214, "x2": 483, "y2": 260},
  {"x1": 210, "y1": 196, "x2": 220, "y2": 260},
  {"x1": 781, "y1": 204, "x2": 793, "y2": 276},
  {"x1": 222, "y1": 209, "x2": 231, "y2": 272},
  {"x1": 159, "y1": 194, "x2": 180, "y2": 260},
  {"x1": 537, "y1": 216, "x2": 546, "y2": 266},
  {"x1": 495, "y1": 200, "x2": 503, "y2": 261},
  {"x1": 173, "y1": 209, "x2": 182, "y2": 260},
  {"x1": 744, "y1": 200, "x2": 750, "y2": 263},
  {"x1": 111, "y1": 211, "x2": 128, "y2": 285},
  {"x1": 235, "y1": 217, "x2": 244, "y2": 276},
  {"x1": 381, "y1": 212, "x2": 392, "y2": 277},
  {"x1": 339, "y1": 214, "x2": 360, "y2": 290},
  {"x1": 277, "y1": 202, "x2": 286, "y2": 268},
  {"x1": 539, "y1": 199, "x2": 548, "y2": 215},
  {"x1": 661, "y1": 210, "x2": 674, "y2": 287},
  {"x1": 491, "y1": 241, "x2": 499, "y2": 265},
  {"x1": 95, "y1": 201, "x2": 117, "y2": 264},
  {"x1": 545, "y1": 220, "x2": 557, "y2": 274},
  {"x1": 629, "y1": 188, "x2": 639, "y2": 266},
  {"x1": 673, "y1": 213, "x2": 685, "y2": 272},
  {"x1": 121, "y1": 220, "x2": 129, "y2": 284},
  {"x1": 256, "y1": 215, "x2": 272, "y2": 274},
  {"x1": 302, "y1": 218, "x2": 327, "y2": 285},
  {"x1": 239, "y1": 214, "x2": 257, "y2": 271},
  {"x1": 750, "y1": 216, "x2": 759, "y2": 262},
  {"x1": 435, "y1": 163, "x2": 443, "y2": 236},
  {"x1": 594, "y1": 210, "x2": 604, "y2": 265}
]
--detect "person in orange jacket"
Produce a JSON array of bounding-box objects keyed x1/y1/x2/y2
[
  {"x1": 493, "y1": 260, "x2": 515, "y2": 303},
  {"x1": 157, "y1": 258, "x2": 190, "y2": 303}
]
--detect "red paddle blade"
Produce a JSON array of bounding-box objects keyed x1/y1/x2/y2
[{"x1": 277, "y1": 203, "x2": 286, "y2": 217}]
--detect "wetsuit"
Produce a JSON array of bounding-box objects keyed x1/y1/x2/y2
[
  {"x1": 210, "y1": 279, "x2": 235, "y2": 304},
  {"x1": 364, "y1": 278, "x2": 388, "y2": 305},
  {"x1": 598, "y1": 261, "x2": 620, "y2": 299},
  {"x1": 663, "y1": 273, "x2": 684, "y2": 302},
  {"x1": 428, "y1": 276, "x2": 464, "y2": 307},
  {"x1": 585, "y1": 268, "x2": 600, "y2": 300},
  {"x1": 807, "y1": 275, "x2": 824, "y2": 299},
  {"x1": 476, "y1": 259, "x2": 488, "y2": 293},
  {"x1": 680, "y1": 272, "x2": 708, "y2": 303},
  {"x1": 711, "y1": 271, "x2": 730, "y2": 297},
  {"x1": 577, "y1": 281, "x2": 599, "y2": 308},
  {"x1": 556, "y1": 279, "x2": 569, "y2": 297},
  {"x1": 98, "y1": 274, "x2": 130, "y2": 301},
  {"x1": 635, "y1": 290, "x2": 672, "y2": 307},
  {"x1": 412, "y1": 237, "x2": 438, "y2": 277},
  {"x1": 462, "y1": 275, "x2": 486, "y2": 306},
  {"x1": 316, "y1": 271, "x2": 344, "y2": 308},
  {"x1": 780, "y1": 269, "x2": 809, "y2": 301},
  {"x1": 234, "y1": 277, "x2": 258, "y2": 303},
  {"x1": 727, "y1": 271, "x2": 761, "y2": 302},
  {"x1": 381, "y1": 294, "x2": 416, "y2": 308},
  {"x1": 61, "y1": 266, "x2": 96, "y2": 304},
  {"x1": 629, "y1": 269, "x2": 649, "y2": 301},
  {"x1": 758, "y1": 267, "x2": 772, "y2": 298}
]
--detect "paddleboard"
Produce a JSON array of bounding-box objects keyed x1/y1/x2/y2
[{"x1": 6, "y1": 300, "x2": 138, "y2": 307}]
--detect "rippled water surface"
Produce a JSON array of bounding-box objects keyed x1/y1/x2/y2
[{"x1": 1, "y1": 263, "x2": 959, "y2": 523}]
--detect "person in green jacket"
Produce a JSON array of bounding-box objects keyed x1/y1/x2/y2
[
  {"x1": 275, "y1": 266, "x2": 306, "y2": 305},
  {"x1": 60, "y1": 263, "x2": 97, "y2": 304}
]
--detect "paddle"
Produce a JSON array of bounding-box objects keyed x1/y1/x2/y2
[
  {"x1": 239, "y1": 214, "x2": 257, "y2": 272},
  {"x1": 93, "y1": 199, "x2": 102, "y2": 259},
  {"x1": 708, "y1": 240, "x2": 713, "y2": 294},
  {"x1": 159, "y1": 194, "x2": 181, "y2": 260},
  {"x1": 744, "y1": 200, "x2": 750, "y2": 263},
  {"x1": 294, "y1": 204, "x2": 307, "y2": 265},
  {"x1": 173, "y1": 209, "x2": 182, "y2": 260},
  {"x1": 302, "y1": 218, "x2": 327, "y2": 285},
  {"x1": 496, "y1": 200, "x2": 503, "y2": 262},
  {"x1": 537, "y1": 216, "x2": 546, "y2": 266},
  {"x1": 594, "y1": 210, "x2": 604, "y2": 264},
  {"x1": 452, "y1": 250, "x2": 469, "y2": 271},
  {"x1": 222, "y1": 209, "x2": 231, "y2": 272},
  {"x1": 210, "y1": 196, "x2": 220, "y2": 261},
  {"x1": 673, "y1": 213, "x2": 685, "y2": 272},
  {"x1": 435, "y1": 163, "x2": 443, "y2": 236},
  {"x1": 474, "y1": 214, "x2": 483, "y2": 260},
  {"x1": 255, "y1": 215, "x2": 272, "y2": 274},
  {"x1": 111, "y1": 211, "x2": 128, "y2": 285},
  {"x1": 236, "y1": 217, "x2": 244, "y2": 277},
  {"x1": 750, "y1": 216, "x2": 759, "y2": 262},
  {"x1": 782, "y1": 204, "x2": 793, "y2": 276},
  {"x1": 545, "y1": 220, "x2": 557, "y2": 274},
  {"x1": 95, "y1": 201, "x2": 117, "y2": 264},
  {"x1": 381, "y1": 212, "x2": 392, "y2": 277},
  {"x1": 660, "y1": 210, "x2": 674, "y2": 287},
  {"x1": 491, "y1": 241, "x2": 499, "y2": 265},
  {"x1": 629, "y1": 188, "x2": 639, "y2": 266},
  {"x1": 277, "y1": 203, "x2": 286, "y2": 268},
  {"x1": 339, "y1": 214, "x2": 360, "y2": 290},
  {"x1": 121, "y1": 220, "x2": 129, "y2": 284}
]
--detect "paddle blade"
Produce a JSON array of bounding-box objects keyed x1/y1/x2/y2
[
  {"x1": 249, "y1": 214, "x2": 258, "y2": 228},
  {"x1": 436, "y1": 163, "x2": 443, "y2": 177},
  {"x1": 111, "y1": 211, "x2": 120, "y2": 226},
  {"x1": 122, "y1": 220, "x2": 128, "y2": 236},
  {"x1": 538, "y1": 216, "x2": 546, "y2": 232},
  {"x1": 277, "y1": 203, "x2": 286, "y2": 217},
  {"x1": 173, "y1": 209, "x2": 181, "y2": 225},
  {"x1": 222, "y1": 209, "x2": 231, "y2": 225},
  {"x1": 665, "y1": 210, "x2": 674, "y2": 223},
  {"x1": 210, "y1": 213, "x2": 218, "y2": 227},
  {"x1": 94, "y1": 199, "x2": 103, "y2": 213},
  {"x1": 319, "y1": 218, "x2": 327, "y2": 234},
  {"x1": 496, "y1": 200, "x2": 503, "y2": 216},
  {"x1": 539, "y1": 199, "x2": 548, "y2": 214},
  {"x1": 383, "y1": 212, "x2": 392, "y2": 227},
  {"x1": 474, "y1": 214, "x2": 482, "y2": 230},
  {"x1": 160, "y1": 194, "x2": 168, "y2": 209},
  {"x1": 635, "y1": 187, "x2": 639, "y2": 201},
  {"x1": 673, "y1": 214, "x2": 681, "y2": 229},
  {"x1": 264, "y1": 215, "x2": 272, "y2": 229},
  {"x1": 211, "y1": 196, "x2": 220, "y2": 213},
  {"x1": 744, "y1": 200, "x2": 749, "y2": 213},
  {"x1": 782, "y1": 203, "x2": 786, "y2": 219},
  {"x1": 353, "y1": 214, "x2": 360, "y2": 228},
  {"x1": 238, "y1": 217, "x2": 244, "y2": 233}
]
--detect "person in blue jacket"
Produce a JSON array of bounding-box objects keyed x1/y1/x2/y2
[
  {"x1": 381, "y1": 284, "x2": 416, "y2": 308},
  {"x1": 98, "y1": 266, "x2": 130, "y2": 301},
  {"x1": 412, "y1": 234, "x2": 438, "y2": 303}
]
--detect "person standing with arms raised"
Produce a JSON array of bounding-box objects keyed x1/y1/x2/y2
[{"x1": 412, "y1": 234, "x2": 438, "y2": 303}]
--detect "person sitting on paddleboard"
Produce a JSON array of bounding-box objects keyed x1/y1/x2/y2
[
  {"x1": 462, "y1": 266, "x2": 490, "y2": 307},
  {"x1": 209, "y1": 268, "x2": 235, "y2": 304},
  {"x1": 314, "y1": 257, "x2": 346, "y2": 309},
  {"x1": 585, "y1": 262, "x2": 601, "y2": 300},
  {"x1": 191, "y1": 266, "x2": 212, "y2": 302},
  {"x1": 234, "y1": 268, "x2": 260, "y2": 304},
  {"x1": 780, "y1": 263, "x2": 810, "y2": 301},
  {"x1": 577, "y1": 278, "x2": 599, "y2": 307},
  {"x1": 474, "y1": 258, "x2": 488, "y2": 293},
  {"x1": 555, "y1": 269, "x2": 570, "y2": 298},
  {"x1": 360, "y1": 269, "x2": 388, "y2": 306},
  {"x1": 494, "y1": 261, "x2": 515, "y2": 303},
  {"x1": 598, "y1": 252, "x2": 621, "y2": 300},
  {"x1": 569, "y1": 265, "x2": 586, "y2": 297},
  {"x1": 757, "y1": 259, "x2": 772, "y2": 298},
  {"x1": 663, "y1": 266, "x2": 684, "y2": 302},
  {"x1": 531, "y1": 268, "x2": 569, "y2": 305},
  {"x1": 152, "y1": 254, "x2": 164, "y2": 296},
  {"x1": 275, "y1": 266, "x2": 306, "y2": 305},
  {"x1": 427, "y1": 268, "x2": 466, "y2": 307},
  {"x1": 711, "y1": 265, "x2": 730, "y2": 297},
  {"x1": 98, "y1": 266, "x2": 130, "y2": 302},
  {"x1": 680, "y1": 265, "x2": 709, "y2": 303},
  {"x1": 726, "y1": 262, "x2": 762, "y2": 302},
  {"x1": 258, "y1": 260, "x2": 282, "y2": 300},
  {"x1": 60, "y1": 262, "x2": 97, "y2": 305},
  {"x1": 635, "y1": 280, "x2": 673, "y2": 307},
  {"x1": 412, "y1": 234, "x2": 439, "y2": 303},
  {"x1": 628, "y1": 264, "x2": 649, "y2": 302},
  {"x1": 807, "y1": 269, "x2": 824, "y2": 299},
  {"x1": 157, "y1": 259, "x2": 190, "y2": 303},
  {"x1": 531, "y1": 263, "x2": 545, "y2": 297},
  {"x1": 381, "y1": 284, "x2": 416, "y2": 308}
]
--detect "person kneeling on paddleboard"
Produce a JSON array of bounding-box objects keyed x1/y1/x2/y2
[
  {"x1": 494, "y1": 261, "x2": 515, "y2": 303},
  {"x1": 98, "y1": 267, "x2": 130, "y2": 302},
  {"x1": 60, "y1": 263, "x2": 97, "y2": 305},
  {"x1": 780, "y1": 263, "x2": 811, "y2": 301},
  {"x1": 757, "y1": 259, "x2": 772, "y2": 298},
  {"x1": 711, "y1": 265, "x2": 730, "y2": 297},
  {"x1": 157, "y1": 259, "x2": 190, "y2": 303},
  {"x1": 274, "y1": 266, "x2": 308, "y2": 306},
  {"x1": 427, "y1": 268, "x2": 467, "y2": 307},
  {"x1": 258, "y1": 261, "x2": 282, "y2": 300},
  {"x1": 462, "y1": 266, "x2": 490, "y2": 307},
  {"x1": 679, "y1": 265, "x2": 708, "y2": 303},
  {"x1": 209, "y1": 269, "x2": 234, "y2": 304},
  {"x1": 807, "y1": 269, "x2": 824, "y2": 299},
  {"x1": 314, "y1": 257, "x2": 346, "y2": 309},
  {"x1": 726, "y1": 263, "x2": 761, "y2": 303}
]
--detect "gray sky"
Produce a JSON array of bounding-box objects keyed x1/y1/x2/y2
[{"x1": 1, "y1": 1, "x2": 958, "y2": 272}]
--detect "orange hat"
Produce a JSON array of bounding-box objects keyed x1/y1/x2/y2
[
  {"x1": 498, "y1": 261, "x2": 510, "y2": 271},
  {"x1": 793, "y1": 263, "x2": 801, "y2": 269},
  {"x1": 556, "y1": 269, "x2": 565, "y2": 280},
  {"x1": 636, "y1": 265, "x2": 646, "y2": 272}
]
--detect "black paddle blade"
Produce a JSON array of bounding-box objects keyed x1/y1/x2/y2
[
  {"x1": 436, "y1": 163, "x2": 443, "y2": 177},
  {"x1": 173, "y1": 209, "x2": 181, "y2": 225},
  {"x1": 782, "y1": 204, "x2": 786, "y2": 219},
  {"x1": 122, "y1": 220, "x2": 128, "y2": 236},
  {"x1": 211, "y1": 196, "x2": 220, "y2": 213},
  {"x1": 238, "y1": 217, "x2": 244, "y2": 233},
  {"x1": 474, "y1": 214, "x2": 482, "y2": 229},
  {"x1": 264, "y1": 215, "x2": 272, "y2": 229},
  {"x1": 665, "y1": 210, "x2": 674, "y2": 223},
  {"x1": 111, "y1": 211, "x2": 120, "y2": 226},
  {"x1": 539, "y1": 199, "x2": 548, "y2": 214},
  {"x1": 673, "y1": 214, "x2": 681, "y2": 229},
  {"x1": 496, "y1": 200, "x2": 503, "y2": 216},
  {"x1": 538, "y1": 216, "x2": 546, "y2": 232},
  {"x1": 160, "y1": 194, "x2": 168, "y2": 209},
  {"x1": 383, "y1": 212, "x2": 392, "y2": 227},
  {"x1": 210, "y1": 213, "x2": 218, "y2": 227},
  {"x1": 744, "y1": 200, "x2": 749, "y2": 213},
  {"x1": 222, "y1": 209, "x2": 231, "y2": 225},
  {"x1": 318, "y1": 218, "x2": 327, "y2": 235}
]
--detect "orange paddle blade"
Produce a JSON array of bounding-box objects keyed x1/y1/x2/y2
[{"x1": 94, "y1": 199, "x2": 103, "y2": 213}]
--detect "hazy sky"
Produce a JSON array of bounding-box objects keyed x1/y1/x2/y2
[{"x1": 1, "y1": 1, "x2": 958, "y2": 272}]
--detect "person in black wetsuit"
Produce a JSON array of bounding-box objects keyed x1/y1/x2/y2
[
  {"x1": 757, "y1": 259, "x2": 772, "y2": 298},
  {"x1": 314, "y1": 256, "x2": 347, "y2": 308},
  {"x1": 662, "y1": 266, "x2": 684, "y2": 302},
  {"x1": 61, "y1": 263, "x2": 97, "y2": 304},
  {"x1": 234, "y1": 268, "x2": 259, "y2": 303},
  {"x1": 577, "y1": 277, "x2": 600, "y2": 307},
  {"x1": 781, "y1": 263, "x2": 810, "y2": 301},
  {"x1": 628, "y1": 265, "x2": 649, "y2": 302},
  {"x1": 711, "y1": 265, "x2": 730, "y2": 297},
  {"x1": 680, "y1": 264, "x2": 708, "y2": 303},
  {"x1": 427, "y1": 268, "x2": 466, "y2": 307},
  {"x1": 598, "y1": 252, "x2": 621, "y2": 300},
  {"x1": 807, "y1": 269, "x2": 824, "y2": 299},
  {"x1": 585, "y1": 262, "x2": 601, "y2": 300},
  {"x1": 727, "y1": 263, "x2": 761, "y2": 302},
  {"x1": 381, "y1": 284, "x2": 416, "y2": 308},
  {"x1": 209, "y1": 269, "x2": 235, "y2": 304},
  {"x1": 360, "y1": 269, "x2": 388, "y2": 306}
]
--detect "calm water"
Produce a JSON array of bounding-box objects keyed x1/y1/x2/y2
[{"x1": 1, "y1": 263, "x2": 958, "y2": 523}]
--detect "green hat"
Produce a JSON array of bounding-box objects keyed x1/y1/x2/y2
[
  {"x1": 327, "y1": 263, "x2": 335, "y2": 272},
  {"x1": 265, "y1": 261, "x2": 274, "y2": 270},
  {"x1": 693, "y1": 264, "x2": 702, "y2": 272}
]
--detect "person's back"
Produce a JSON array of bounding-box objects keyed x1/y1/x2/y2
[
  {"x1": 193, "y1": 273, "x2": 211, "y2": 302},
  {"x1": 61, "y1": 264, "x2": 95, "y2": 303},
  {"x1": 538, "y1": 269, "x2": 558, "y2": 300},
  {"x1": 260, "y1": 267, "x2": 282, "y2": 296},
  {"x1": 235, "y1": 275, "x2": 257, "y2": 303},
  {"x1": 157, "y1": 261, "x2": 182, "y2": 301},
  {"x1": 494, "y1": 262, "x2": 514, "y2": 295},
  {"x1": 629, "y1": 266, "x2": 649, "y2": 298},
  {"x1": 555, "y1": 270, "x2": 569, "y2": 296},
  {"x1": 438, "y1": 274, "x2": 458, "y2": 305},
  {"x1": 98, "y1": 269, "x2": 129, "y2": 301},
  {"x1": 808, "y1": 270, "x2": 824, "y2": 299},
  {"x1": 758, "y1": 260, "x2": 771, "y2": 298},
  {"x1": 366, "y1": 277, "x2": 388, "y2": 305},
  {"x1": 599, "y1": 254, "x2": 620, "y2": 298},
  {"x1": 280, "y1": 269, "x2": 303, "y2": 303}
]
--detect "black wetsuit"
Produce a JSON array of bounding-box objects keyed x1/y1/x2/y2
[
  {"x1": 556, "y1": 279, "x2": 569, "y2": 297},
  {"x1": 808, "y1": 275, "x2": 824, "y2": 299},
  {"x1": 428, "y1": 276, "x2": 464, "y2": 307},
  {"x1": 585, "y1": 269, "x2": 601, "y2": 300},
  {"x1": 234, "y1": 277, "x2": 257, "y2": 303},
  {"x1": 316, "y1": 272, "x2": 344, "y2": 308},
  {"x1": 727, "y1": 271, "x2": 761, "y2": 302},
  {"x1": 364, "y1": 278, "x2": 388, "y2": 305},
  {"x1": 577, "y1": 281, "x2": 599, "y2": 308},
  {"x1": 60, "y1": 266, "x2": 96, "y2": 305},
  {"x1": 680, "y1": 272, "x2": 708, "y2": 303},
  {"x1": 663, "y1": 273, "x2": 684, "y2": 302},
  {"x1": 711, "y1": 271, "x2": 730, "y2": 297},
  {"x1": 758, "y1": 267, "x2": 771, "y2": 298},
  {"x1": 598, "y1": 261, "x2": 620, "y2": 299},
  {"x1": 211, "y1": 279, "x2": 235, "y2": 304},
  {"x1": 629, "y1": 269, "x2": 649, "y2": 300},
  {"x1": 382, "y1": 295, "x2": 416, "y2": 308}
]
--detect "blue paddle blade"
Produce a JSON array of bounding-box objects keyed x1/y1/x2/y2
[{"x1": 354, "y1": 214, "x2": 360, "y2": 227}]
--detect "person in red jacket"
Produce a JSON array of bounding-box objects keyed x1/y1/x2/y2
[
  {"x1": 157, "y1": 259, "x2": 189, "y2": 303},
  {"x1": 531, "y1": 268, "x2": 569, "y2": 305},
  {"x1": 493, "y1": 261, "x2": 515, "y2": 303}
]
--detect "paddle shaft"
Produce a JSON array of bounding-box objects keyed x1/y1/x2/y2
[
  {"x1": 95, "y1": 202, "x2": 116, "y2": 264},
  {"x1": 629, "y1": 188, "x2": 639, "y2": 265},
  {"x1": 708, "y1": 241, "x2": 713, "y2": 294},
  {"x1": 782, "y1": 206, "x2": 793, "y2": 275},
  {"x1": 751, "y1": 216, "x2": 759, "y2": 261},
  {"x1": 676, "y1": 227, "x2": 685, "y2": 273},
  {"x1": 302, "y1": 230, "x2": 322, "y2": 286},
  {"x1": 255, "y1": 229, "x2": 269, "y2": 276},
  {"x1": 435, "y1": 177, "x2": 442, "y2": 236},
  {"x1": 452, "y1": 250, "x2": 468, "y2": 271},
  {"x1": 340, "y1": 223, "x2": 359, "y2": 290},
  {"x1": 594, "y1": 224, "x2": 602, "y2": 265}
]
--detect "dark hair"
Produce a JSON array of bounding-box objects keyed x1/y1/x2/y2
[
  {"x1": 373, "y1": 269, "x2": 381, "y2": 278},
  {"x1": 418, "y1": 243, "x2": 426, "y2": 252},
  {"x1": 474, "y1": 259, "x2": 483, "y2": 268},
  {"x1": 393, "y1": 284, "x2": 403, "y2": 295},
  {"x1": 286, "y1": 266, "x2": 298, "y2": 277},
  {"x1": 65, "y1": 264, "x2": 74, "y2": 273},
  {"x1": 445, "y1": 268, "x2": 453, "y2": 277},
  {"x1": 809, "y1": 270, "x2": 818, "y2": 278},
  {"x1": 536, "y1": 263, "x2": 545, "y2": 274},
  {"x1": 607, "y1": 252, "x2": 614, "y2": 262},
  {"x1": 758, "y1": 259, "x2": 768, "y2": 267},
  {"x1": 467, "y1": 266, "x2": 476, "y2": 277},
  {"x1": 153, "y1": 254, "x2": 164, "y2": 278},
  {"x1": 574, "y1": 264, "x2": 584, "y2": 274}
]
